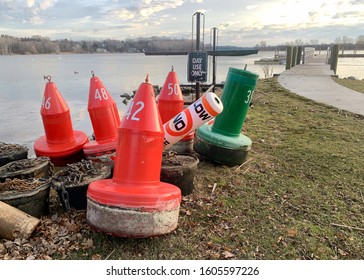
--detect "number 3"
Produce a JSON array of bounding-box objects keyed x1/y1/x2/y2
[{"x1": 245, "y1": 90, "x2": 254, "y2": 104}]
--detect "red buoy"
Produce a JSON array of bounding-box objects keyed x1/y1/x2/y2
[
  {"x1": 157, "y1": 67, "x2": 194, "y2": 153},
  {"x1": 83, "y1": 72, "x2": 120, "y2": 163},
  {"x1": 34, "y1": 76, "x2": 88, "y2": 166},
  {"x1": 157, "y1": 66, "x2": 184, "y2": 124},
  {"x1": 86, "y1": 75, "x2": 181, "y2": 238}
]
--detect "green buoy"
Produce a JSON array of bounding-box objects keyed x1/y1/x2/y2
[{"x1": 194, "y1": 67, "x2": 259, "y2": 166}]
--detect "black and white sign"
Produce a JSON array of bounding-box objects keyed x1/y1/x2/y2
[{"x1": 187, "y1": 51, "x2": 208, "y2": 83}]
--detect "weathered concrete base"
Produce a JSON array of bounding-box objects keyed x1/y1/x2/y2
[{"x1": 86, "y1": 198, "x2": 180, "y2": 237}]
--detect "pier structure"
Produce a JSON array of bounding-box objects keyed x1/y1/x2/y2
[{"x1": 278, "y1": 48, "x2": 364, "y2": 116}]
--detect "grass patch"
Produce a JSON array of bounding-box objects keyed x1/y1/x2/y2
[
  {"x1": 2, "y1": 78, "x2": 363, "y2": 260},
  {"x1": 332, "y1": 77, "x2": 364, "y2": 94},
  {"x1": 61, "y1": 78, "x2": 364, "y2": 260},
  {"x1": 84, "y1": 78, "x2": 364, "y2": 260}
]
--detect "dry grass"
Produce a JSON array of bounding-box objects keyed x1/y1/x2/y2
[
  {"x1": 332, "y1": 77, "x2": 364, "y2": 94},
  {"x1": 1, "y1": 78, "x2": 363, "y2": 260}
]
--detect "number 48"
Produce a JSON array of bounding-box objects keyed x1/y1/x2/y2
[{"x1": 95, "y1": 88, "x2": 109, "y2": 100}]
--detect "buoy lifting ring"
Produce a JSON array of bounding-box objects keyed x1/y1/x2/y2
[{"x1": 43, "y1": 75, "x2": 51, "y2": 82}]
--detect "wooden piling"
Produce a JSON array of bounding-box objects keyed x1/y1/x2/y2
[
  {"x1": 330, "y1": 44, "x2": 340, "y2": 74},
  {"x1": 297, "y1": 46, "x2": 303, "y2": 65},
  {"x1": 286, "y1": 46, "x2": 293, "y2": 70},
  {"x1": 292, "y1": 46, "x2": 298, "y2": 67}
]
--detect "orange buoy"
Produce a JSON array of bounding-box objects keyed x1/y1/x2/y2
[
  {"x1": 157, "y1": 66, "x2": 194, "y2": 153},
  {"x1": 86, "y1": 75, "x2": 181, "y2": 238},
  {"x1": 34, "y1": 76, "x2": 88, "y2": 166},
  {"x1": 83, "y1": 72, "x2": 120, "y2": 163}
]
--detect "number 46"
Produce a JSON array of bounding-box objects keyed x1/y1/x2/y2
[{"x1": 41, "y1": 96, "x2": 51, "y2": 109}]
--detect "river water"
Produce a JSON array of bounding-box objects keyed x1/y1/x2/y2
[{"x1": 0, "y1": 51, "x2": 362, "y2": 156}]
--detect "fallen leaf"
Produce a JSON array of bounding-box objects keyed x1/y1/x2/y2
[
  {"x1": 287, "y1": 228, "x2": 298, "y2": 238},
  {"x1": 277, "y1": 236, "x2": 283, "y2": 243},
  {"x1": 338, "y1": 249, "x2": 347, "y2": 256},
  {"x1": 82, "y1": 238, "x2": 94, "y2": 249},
  {"x1": 92, "y1": 254, "x2": 102, "y2": 260},
  {"x1": 222, "y1": 251, "x2": 235, "y2": 259},
  {"x1": 0, "y1": 243, "x2": 5, "y2": 254}
]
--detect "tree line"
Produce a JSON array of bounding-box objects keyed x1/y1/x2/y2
[
  {"x1": 256, "y1": 35, "x2": 364, "y2": 51},
  {"x1": 1, "y1": 34, "x2": 363, "y2": 55},
  {"x1": 0, "y1": 35, "x2": 193, "y2": 55}
]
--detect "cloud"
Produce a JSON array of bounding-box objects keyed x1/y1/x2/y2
[
  {"x1": 0, "y1": 0, "x2": 363, "y2": 46},
  {"x1": 0, "y1": 0, "x2": 57, "y2": 26},
  {"x1": 111, "y1": 0, "x2": 185, "y2": 22},
  {"x1": 332, "y1": 10, "x2": 364, "y2": 19},
  {"x1": 246, "y1": 5, "x2": 258, "y2": 10},
  {"x1": 39, "y1": 0, "x2": 56, "y2": 10},
  {"x1": 26, "y1": 0, "x2": 35, "y2": 8},
  {"x1": 113, "y1": 9, "x2": 136, "y2": 20}
]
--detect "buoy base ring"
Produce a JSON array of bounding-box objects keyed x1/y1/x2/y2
[
  {"x1": 34, "y1": 130, "x2": 88, "y2": 166},
  {"x1": 83, "y1": 139, "x2": 117, "y2": 163},
  {"x1": 83, "y1": 139, "x2": 117, "y2": 154},
  {"x1": 194, "y1": 123, "x2": 252, "y2": 166}
]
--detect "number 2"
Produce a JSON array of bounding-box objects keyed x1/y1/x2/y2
[{"x1": 125, "y1": 101, "x2": 145, "y2": 121}]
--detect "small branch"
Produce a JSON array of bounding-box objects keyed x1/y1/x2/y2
[
  {"x1": 242, "y1": 167, "x2": 250, "y2": 174},
  {"x1": 105, "y1": 249, "x2": 115, "y2": 260},
  {"x1": 205, "y1": 84, "x2": 215, "y2": 94},
  {"x1": 330, "y1": 223, "x2": 364, "y2": 232},
  {"x1": 211, "y1": 183, "x2": 217, "y2": 195},
  {"x1": 234, "y1": 158, "x2": 253, "y2": 172}
]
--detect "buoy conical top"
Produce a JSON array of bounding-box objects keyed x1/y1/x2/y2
[
  {"x1": 113, "y1": 77, "x2": 164, "y2": 184},
  {"x1": 87, "y1": 75, "x2": 181, "y2": 238},
  {"x1": 34, "y1": 77, "x2": 88, "y2": 166},
  {"x1": 40, "y1": 80, "x2": 74, "y2": 144},
  {"x1": 83, "y1": 73, "x2": 120, "y2": 161},
  {"x1": 157, "y1": 66, "x2": 184, "y2": 124},
  {"x1": 121, "y1": 78, "x2": 162, "y2": 134},
  {"x1": 87, "y1": 73, "x2": 120, "y2": 141}
]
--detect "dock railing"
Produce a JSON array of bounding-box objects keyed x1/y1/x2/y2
[{"x1": 302, "y1": 47, "x2": 315, "y2": 64}]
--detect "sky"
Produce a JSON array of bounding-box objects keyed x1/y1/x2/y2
[{"x1": 0, "y1": 0, "x2": 363, "y2": 47}]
